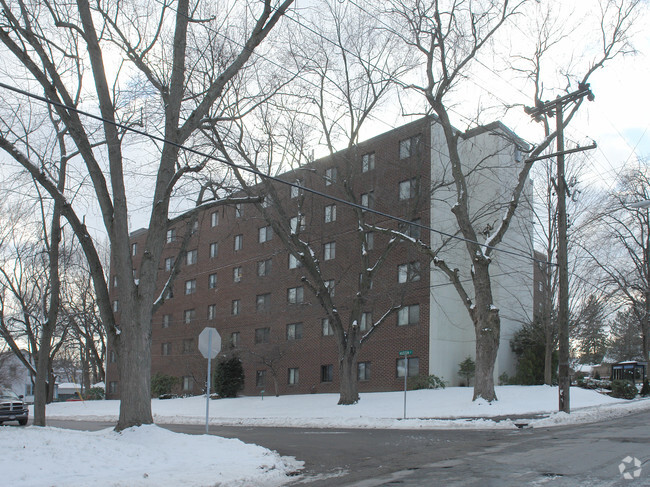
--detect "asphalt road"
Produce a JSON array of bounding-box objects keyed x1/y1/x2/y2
[{"x1": 44, "y1": 410, "x2": 650, "y2": 486}]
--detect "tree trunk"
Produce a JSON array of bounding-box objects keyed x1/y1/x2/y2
[
  {"x1": 32, "y1": 327, "x2": 54, "y2": 426},
  {"x1": 338, "y1": 343, "x2": 360, "y2": 405},
  {"x1": 115, "y1": 308, "x2": 153, "y2": 430},
  {"x1": 473, "y1": 309, "x2": 500, "y2": 402},
  {"x1": 544, "y1": 338, "x2": 553, "y2": 385}
]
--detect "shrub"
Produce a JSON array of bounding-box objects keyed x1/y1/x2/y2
[
  {"x1": 214, "y1": 356, "x2": 245, "y2": 398},
  {"x1": 498, "y1": 372, "x2": 512, "y2": 386},
  {"x1": 83, "y1": 387, "x2": 105, "y2": 400},
  {"x1": 611, "y1": 380, "x2": 637, "y2": 400},
  {"x1": 407, "y1": 374, "x2": 446, "y2": 390},
  {"x1": 458, "y1": 357, "x2": 476, "y2": 387},
  {"x1": 151, "y1": 373, "x2": 180, "y2": 398},
  {"x1": 641, "y1": 378, "x2": 650, "y2": 397}
]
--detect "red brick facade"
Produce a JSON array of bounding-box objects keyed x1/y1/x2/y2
[{"x1": 106, "y1": 117, "x2": 435, "y2": 398}]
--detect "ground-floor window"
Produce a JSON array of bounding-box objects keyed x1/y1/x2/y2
[
  {"x1": 321, "y1": 364, "x2": 333, "y2": 383},
  {"x1": 108, "y1": 381, "x2": 118, "y2": 394},
  {"x1": 288, "y1": 367, "x2": 299, "y2": 385},
  {"x1": 396, "y1": 357, "x2": 419, "y2": 378},
  {"x1": 256, "y1": 370, "x2": 266, "y2": 388},
  {"x1": 182, "y1": 376, "x2": 194, "y2": 391},
  {"x1": 357, "y1": 362, "x2": 371, "y2": 381}
]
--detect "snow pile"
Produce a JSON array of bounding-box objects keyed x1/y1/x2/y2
[
  {"x1": 1, "y1": 424, "x2": 301, "y2": 487},
  {"x1": 43, "y1": 385, "x2": 649, "y2": 429}
]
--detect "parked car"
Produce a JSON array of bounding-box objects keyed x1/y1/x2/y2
[{"x1": 0, "y1": 389, "x2": 29, "y2": 426}]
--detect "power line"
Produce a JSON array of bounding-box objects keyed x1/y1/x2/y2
[{"x1": 0, "y1": 81, "x2": 549, "y2": 267}]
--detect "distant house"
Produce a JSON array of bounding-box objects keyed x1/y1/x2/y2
[
  {"x1": 56, "y1": 383, "x2": 82, "y2": 401},
  {"x1": 0, "y1": 350, "x2": 34, "y2": 402}
]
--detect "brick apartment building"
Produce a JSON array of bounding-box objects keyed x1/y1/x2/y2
[{"x1": 105, "y1": 116, "x2": 533, "y2": 398}]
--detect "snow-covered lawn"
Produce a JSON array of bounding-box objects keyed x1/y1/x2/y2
[{"x1": 4, "y1": 386, "x2": 650, "y2": 487}]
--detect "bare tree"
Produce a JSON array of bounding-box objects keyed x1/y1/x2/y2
[
  {"x1": 209, "y1": 0, "x2": 417, "y2": 404},
  {"x1": 585, "y1": 166, "x2": 650, "y2": 363},
  {"x1": 0, "y1": 0, "x2": 294, "y2": 429},
  {"x1": 387, "y1": 0, "x2": 639, "y2": 401}
]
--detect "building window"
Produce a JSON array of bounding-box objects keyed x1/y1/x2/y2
[
  {"x1": 290, "y1": 214, "x2": 305, "y2": 233},
  {"x1": 209, "y1": 242, "x2": 219, "y2": 258},
  {"x1": 230, "y1": 332, "x2": 240, "y2": 348},
  {"x1": 259, "y1": 225, "x2": 273, "y2": 243},
  {"x1": 109, "y1": 351, "x2": 116, "y2": 363},
  {"x1": 162, "y1": 314, "x2": 171, "y2": 328},
  {"x1": 108, "y1": 381, "x2": 118, "y2": 394},
  {"x1": 324, "y1": 279, "x2": 335, "y2": 297},
  {"x1": 161, "y1": 342, "x2": 171, "y2": 356},
  {"x1": 256, "y1": 293, "x2": 271, "y2": 312},
  {"x1": 324, "y1": 242, "x2": 336, "y2": 261},
  {"x1": 321, "y1": 364, "x2": 333, "y2": 383},
  {"x1": 362, "y1": 152, "x2": 375, "y2": 172},
  {"x1": 234, "y1": 234, "x2": 243, "y2": 251},
  {"x1": 113, "y1": 275, "x2": 118, "y2": 288},
  {"x1": 322, "y1": 318, "x2": 333, "y2": 336},
  {"x1": 164, "y1": 256, "x2": 175, "y2": 272},
  {"x1": 324, "y1": 204, "x2": 336, "y2": 223},
  {"x1": 291, "y1": 179, "x2": 303, "y2": 198},
  {"x1": 396, "y1": 357, "x2": 420, "y2": 378},
  {"x1": 131, "y1": 242, "x2": 137, "y2": 256},
  {"x1": 112, "y1": 300, "x2": 119, "y2": 312},
  {"x1": 182, "y1": 376, "x2": 193, "y2": 391},
  {"x1": 208, "y1": 273, "x2": 218, "y2": 289},
  {"x1": 399, "y1": 134, "x2": 421, "y2": 159},
  {"x1": 399, "y1": 178, "x2": 418, "y2": 200},
  {"x1": 261, "y1": 195, "x2": 271, "y2": 208},
  {"x1": 186, "y1": 249, "x2": 197, "y2": 265},
  {"x1": 210, "y1": 211, "x2": 219, "y2": 227},
  {"x1": 361, "y1": 191, "x2": 374, "y2": 209},
  {"x1": 233, "y1": 266, "x2": 243, "y2": 283},
  {"x1": 256, "y1": 370, "x2": 266, "y2": 388},
  {"x1": 166, "y1": 228, "x2": 175, "y2": 244},
  {"x1": 207, "y1": 304, "x2": 216, "y2": 320},
  {"x1": 231, "y1": 299, "x2": 241, "y2": 316},
  {"x1": 398, "y1": 304, "x2": 420, "y2": 326},
  {"x1": 360, "y1": 312, "x2": 372, "y2": 332},
  {"x1": 398, "y1": 262, "x2": 421, "y2": 283},
  {"x1": 257, "y1": 259, "x2": 272, "y2": 277},
  {"x1": 286, "y1": 322, "x2": 303, "y2": 340},
  {"x1": 184, "y1": 279, "x2": 196, "y2": 295},
  {"x1": 255, "y1": 327, "x2": 270, "y2": 344},
  {"x1": 235, "y1": 203, "x2": 243, "y2": 218},
  {"x1": 358, "y1": 362, "x2": 371, "y2": 381},
  {"x1": 183, "y1": 338, "x2": 193, "y2": 354},
  {"x1": 325, "y1": 167, "x2": 337, "y2": 185},
  {"x1": 287, "y1": 286, "x2": 304, "y2": 304},
  {"x1": 184, "y1": 308, "x2": 196, "y2": 324},
  {"x1": 400, "y1": 218, "x2": 422, "y2": 239},
  {"x1": 288, "y1": 367, "x2": 299, "y2": 385},
  {"x1": 289, "y1": 254, "x2": 302, "y2": 269},
  {"x1": 164, "y1": 287, "x2": 174, "y2": 299},
  {"x1": 191, "y1": 220, "x2": 199, "y2": 234}
]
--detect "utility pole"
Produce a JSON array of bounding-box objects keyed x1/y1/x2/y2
[{"x1": 525, "y1": 83, "x2": 595, "y2": 413}]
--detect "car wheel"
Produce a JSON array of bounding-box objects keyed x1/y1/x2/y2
[{"x1": 18, "y1": 419, "x2": 27, "y2": 426}]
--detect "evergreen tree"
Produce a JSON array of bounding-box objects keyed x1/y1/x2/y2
[
  {"x1": 214, "y1": 356, "x2": 245, "y2": 398},
  {"x1": 511, "y1": 321, "x2": 558, "y2": 385},
  {"x1": 608, "y1": 309, "x2": 643, "y2": 362},
  {"x1": 573, "y1": 295, "x2": 608, "y2": 364},
  {"x1": 458, "y1": 357, "x2": 476, "y2": 386}
]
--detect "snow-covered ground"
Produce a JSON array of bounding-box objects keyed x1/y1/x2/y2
[{"x1": 4, "y1": 386, "x2": 650, "y2": 487}]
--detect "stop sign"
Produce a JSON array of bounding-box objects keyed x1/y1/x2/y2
[{"x1": 198, "y1": 327, "x2": 221, "y2": 358}]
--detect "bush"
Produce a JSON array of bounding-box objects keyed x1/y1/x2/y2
[
  {"x1": 83, "y1": 387, "x2": 105, "y2": 400},
  {"x1": 214, "y1": 356, "x2": 245, "y2": 398},
  {"x1": 407, "y1": 374, "x2": 446, "y2": 390},
  {"x1": 611, "y1": 380, "x2": 637, "y2": 400},
  {"x1": 151, "y1": 373, "x2": 180, "y2": 398},
  {"x1": 640, "y1": 378, "x2": 650, "y2": 397},
  {"x1": 458, "y1": 357, "x2": 475, "y2": 387}
]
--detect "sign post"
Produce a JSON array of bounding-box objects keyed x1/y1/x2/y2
[
  {"x1": 198, "y1": 327, "x2": 221, "y2": 434},
  {"x1": 399, "y1": 350, "x2": 413, "y2": 419}
]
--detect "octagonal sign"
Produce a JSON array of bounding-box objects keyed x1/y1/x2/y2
[{"x1": 198, "y1": 327, "x2": 221, "y2": 359}]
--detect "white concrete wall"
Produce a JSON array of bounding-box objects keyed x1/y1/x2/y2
[{"x1": 429, "y1": 122, "x2": 534, "y2": 386}]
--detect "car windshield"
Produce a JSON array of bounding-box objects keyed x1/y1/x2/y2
[{"x1": 0, "y1": 390, "x2": 20, "y2": 401}]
